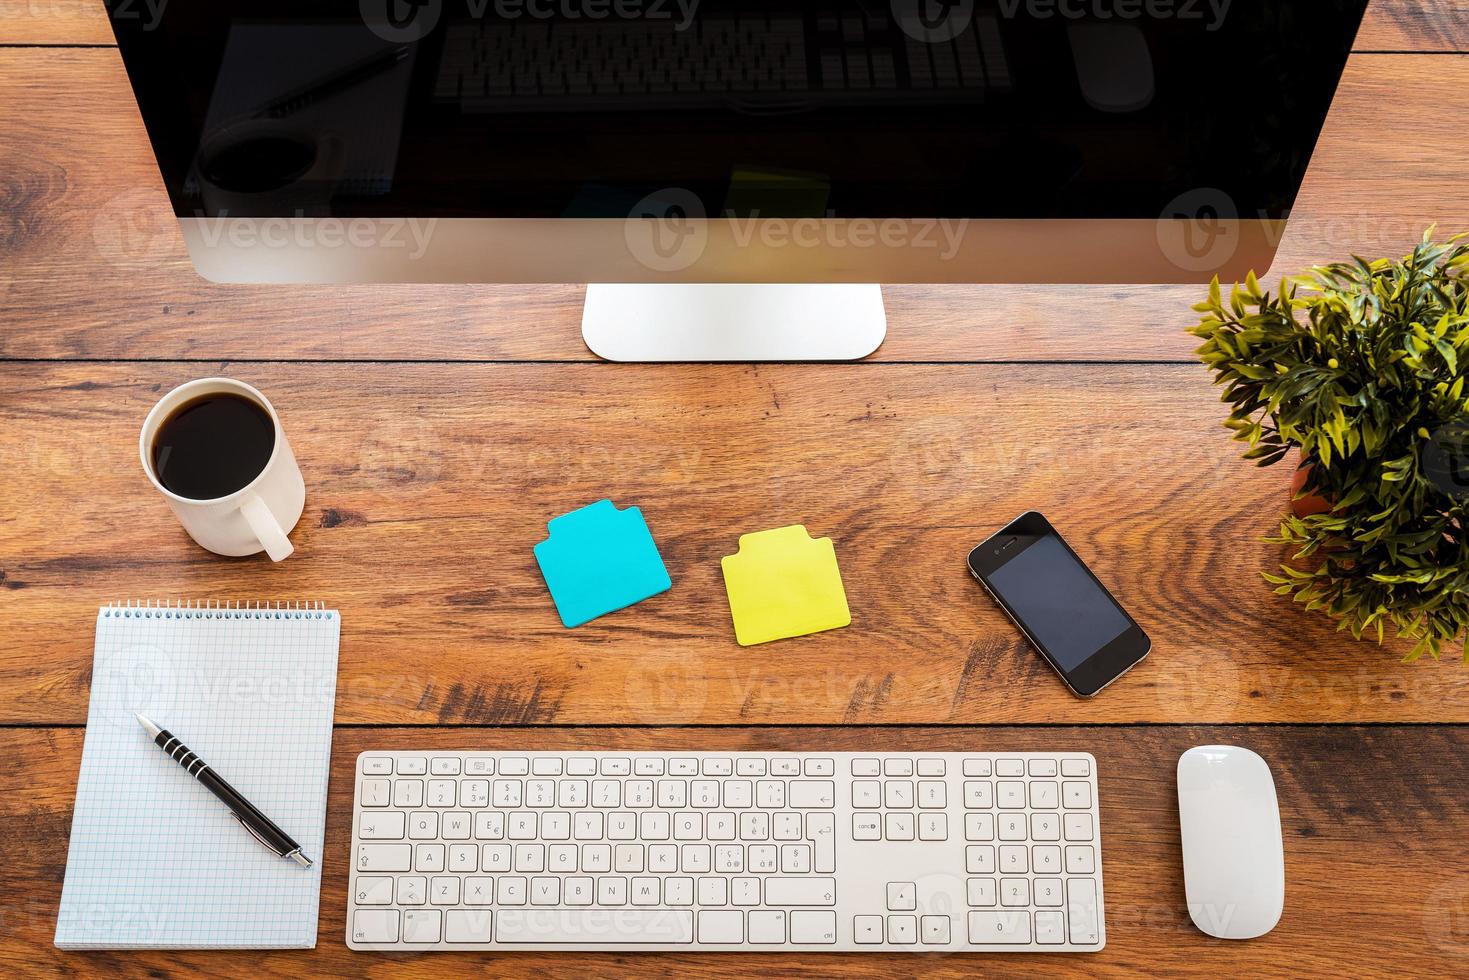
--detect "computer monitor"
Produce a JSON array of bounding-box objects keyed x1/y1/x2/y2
[{"x1": 106, "y1": 0, "x2": 1367, "y2": 359}]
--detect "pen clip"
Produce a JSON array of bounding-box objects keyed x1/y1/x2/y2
[{"x1": 232, "y1": 812, "x2": 282, "y2": 855}]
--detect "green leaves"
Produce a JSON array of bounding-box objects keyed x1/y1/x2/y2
[{"x1": 1191, "y1": 233, "x2": 1469, "y2": 663}]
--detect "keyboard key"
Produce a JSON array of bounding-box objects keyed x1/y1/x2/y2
[
  {"x1": 636, "y1": 757, "x2": 666, "y2": 775},
  {"x1": 790, "y1": 911, "x2": 837, "y2": 944},
  {"x1": 353, "y1": 909, "x2": 399, "y2": 943},
  {"x1": 852, "y1": 814, "x2": 880, "y2": 840},
  {"x1": 1027, "y1": 759, "x2": 1057, "y2": 777},
  {"x1": 499, "y1": 758, "x2": 529, "y2": 775},
  {"x1": 996, "y1": 759, "x2": 1025, "y2": 777},
  {"x1": 396, "y1": 757, "x2": 427, "y2": 775},
  {"x1": 969, "y1": 910, "x2": 1031, "y2": 944},
  {"x1": 532, "y1": 757, "x2": 563, "y2": 775},
  {"x1": 702, "y1": 758, "x2": 733, "y2": 776},
  {"x1": 1029, "y1": 781, "x2": 1059, "y2": 809},
  {"x1": 921, "y1": 915, "x2": 951, "y2": 944},
  {"x1": 601, "y1": 757, "x2": 631, "y2": 775},
  {"x1": 884, "y1": 781, "x2": 914, "y2": 808},
  {"x1": 1032, "y1": 844, "x2": 1062, "y2": 873},
  {"x1": 1068, "y1": 878, "x2": 1101, "y2": 944},
  {"x1": 1065, "y1": 844, "x2": 1096, "y2": 874},
  {"x1": 359, "y1": 778, "x2": 390, "y2": 807},
  {"x1": 808, "y1": 812, "x2": 836, "y2": 872},
  {"x1": 1062, "y1": 758, "x2": 1091, "y2": 777},
  {"x1": 1035, "y1": 909, "x2": 1066, "y2": 944},
  {"x1": 361, "y1": 756, "x2": 392, "y2": 775},
  {"x1": 354, "y1": 875, "x2": 394, "y2": 905},
  {"x1": 963, "y1": 758, "x2": 992, "y2": 777},
  {"x1": 852, "y1": 780, "x2": 881, "y2": 808},
  {"x1": 1035, "y1": 877, "x2": 1064, "y2": 907},
  {"x1": 918, "y1": 781, "x2": 946, "y2": 808},
  {"x1": 432, "y1": 876, "x2": 460, "y2": 905},
  {"x1": 736, "y1": 758, "x2": 765, "y2": 776},
  {"x1": 451, "y1": 842, "x2": 479, "y2": 871},
  {"x1": 804, "y1": 758, "x2": 834, "y2": 776},
  {"x1": 967, "y1": 877, "x2": 997, "y2": 906},
  {"x1": 887, "y1": 881, "x2": 916, "y2": 911},
  {"x1": 854, "y1": 914, "x2": 883, "y2": 943},
  {"x1": 965, "y1": 845, "x2": 995, "y2": 874},
  {"x1": 396, "y1": 875, "x2": 425, "y2": 905},
  {"x1": 749, "y1": 909, "x2": 786, "y2": 943},
  {"x1": 394, "y1": 780, "x2": 424, "y2": 808},
  {"x1": 789, "y1": 781, "x2": 835, "y2": 808},
  {"x1": 466, "y1": 757, "x2": 493, "y2": 775},
  {"x1": 851, "y1": 758, "x2": 880, "y2": 776},
  {"x1": 357, "y1": 843, "x2": 411, "y2": 872},
  {"x1": 765, "y1": 877, "x2": 836, "y2": 906},
  {"x1": 1064, "y1": 813, "x2": 1095, "y2": 841},
  {"x1": 884, "y1": 813, "x2": 915, "y2": 840},
  {"x1": 445, "y1": 909, "x2": 492, "y2": 943},
  {"x1": 919, "y1": 813, "x2": 947, "y2": 841},
  {"x1": 567, "y1": 757, "x2": 597, "y2": 776},
  {"x1": 965, "y1": 812, "x2": 995, "y2": 841},
  {"x1": 770, "y1": 758, "x2": 801, "y2": 776},
  {"x1": 496, "y1": 909, "x2": 695, "y2": 943},
  {"x1": 699, "y1": 909, "x2": 743, "y2": 943},
  {"x1": 1064, "y1": 781, "x2": 1093, "y2": 808},
  {"x1": 883, "y1": 758, "x2": 913, "y2": 776},
  {"x1": 431, "y1": 757, "x2": 461, "y2": 775},
  {"x1": 358, "y1": 811, "x2": 405, "y2": 840},
  {"x1": 670, "y1": 758, "x2": 698, "y2": 775},
  {"x1": 402, "y1": 909, "x2": 441, "y2": 943},
  {"x1": 464, "y1": 877, "x2": 494, "y2": 905},
  {"x1": 963, "y1": 781, "x2": 993, "y2": 808},
  {"x1": 997, "y1": 781, "x2": 1026, "y2": 809},
  {"x1": 917, "y1": 758, "x2": 946, "y2": 776},
  {"x1": 886, "y1": 914, "x2": 917, "y2": 944},
  {"x1": 1000, "y1": 877, "x2": 1030, "y2": 907},
  {"x1": 1031, "y1": 813, "x2": 1061, "y2": 841}
]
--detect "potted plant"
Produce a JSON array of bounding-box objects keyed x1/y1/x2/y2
[{"x1": 1189, "y1": 231, "x2": 1469, "y2": 661}]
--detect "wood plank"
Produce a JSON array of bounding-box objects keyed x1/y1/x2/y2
[
  {"x1": 2, "y1": 0, "x2": 1465, "y2": 50},
  {"x1": 0, "y1": 0, "x2": 113, "y2": 46},
  {"x1": 4, "y1": 725, "x2": 1466, "y2": 975},
  {"x1": 1358, "y1": 0, "x2": 1469, "y2": 49},
  {"x1": 1, "y1": 51, "x2": 1467, "y2": 362},
  {"x1": 3, "y1": 362, "x2": 1467, "y2": 726}
]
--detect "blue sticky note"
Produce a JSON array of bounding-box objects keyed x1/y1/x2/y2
[{"x1": 533, "y1": 499, "x2": 672, "y2": 627}]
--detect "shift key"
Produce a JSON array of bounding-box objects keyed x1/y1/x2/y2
[
  {"x1": 765, "y1": 877, "x2": 836, "y2": 906},
  {"x1": 356, "y1": 843, "x2": 412, "y2": 872}
]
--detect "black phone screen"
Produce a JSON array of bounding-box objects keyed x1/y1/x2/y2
[{"x1": 987, "y1": 534, "x2": 1131, "y2": 671}]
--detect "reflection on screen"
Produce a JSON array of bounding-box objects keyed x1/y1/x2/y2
[{"x1": 989, "y1": 535, "x2": 1129, "y2": 672}]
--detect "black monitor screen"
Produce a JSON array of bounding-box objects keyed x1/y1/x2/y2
[{"x1": 106, "y1": 1, "x2": 1368, "y2": 220}]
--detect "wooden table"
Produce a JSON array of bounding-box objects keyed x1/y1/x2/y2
[{"x1": 3, "y1": 2, "x2": 1469, "y2": 975}]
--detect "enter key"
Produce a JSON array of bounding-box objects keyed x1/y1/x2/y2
[{"x1": 807, "y1": 812, "x2": 836, "y2": 873}]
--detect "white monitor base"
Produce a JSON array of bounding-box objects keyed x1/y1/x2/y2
[{"x1": 581, "y1": 283, "x2": 886, "y2": 361}]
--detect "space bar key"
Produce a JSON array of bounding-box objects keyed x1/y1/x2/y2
[{"x1": 496, "y1": 909, "x2": 695, "y2": 944}]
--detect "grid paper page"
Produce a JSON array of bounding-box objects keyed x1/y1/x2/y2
[{"x1": 55, "y1": 605, "x2": 340, "y2": 949}]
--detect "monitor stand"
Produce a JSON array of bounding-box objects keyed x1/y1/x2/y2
[{"x1": 581, "y1": 284, "x2": 886, "y2": 361}]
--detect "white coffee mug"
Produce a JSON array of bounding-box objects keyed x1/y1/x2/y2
[{"x1": 140, "y1": 378, "x2": 305, "y2": 561}]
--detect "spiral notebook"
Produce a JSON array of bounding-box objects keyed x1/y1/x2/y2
[{"x1": 55, "y1": 602, "x2": 341, "y2": 949}]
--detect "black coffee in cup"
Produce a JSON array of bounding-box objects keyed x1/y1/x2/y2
[{"x1": 151, "y1": 393, "x2": 275, "y2": 500}]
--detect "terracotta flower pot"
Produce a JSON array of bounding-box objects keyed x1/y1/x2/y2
[{"x1": 1290, "y1": 460, "x2": 1334, "y2": 518}]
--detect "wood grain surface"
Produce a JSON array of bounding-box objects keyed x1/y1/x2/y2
[
  {"x1": 4, "y1": 725, "x2": 1467, "y2": 977},
  {"x1": 3, "y1": 362, "x2": 1467, "y2": 727},
  {"x1": 4, "y1": 3, "x2": 1469, "y2": 977},
  {"x1": 2, "y1": 49, "x2": 1467, "y2": 362}
]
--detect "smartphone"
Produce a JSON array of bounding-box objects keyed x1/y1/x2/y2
[{"x1": 967, "y1": 512, "x2": 1150, "y2": 698}]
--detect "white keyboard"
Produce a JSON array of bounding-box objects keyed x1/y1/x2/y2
[{"x1": 347, "y1": 751, "x2": 1104, "y2": 952}]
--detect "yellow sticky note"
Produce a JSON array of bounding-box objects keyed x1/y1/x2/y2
[{"x1": 721, "y1": 525, "x2": 851, "y2": 646}]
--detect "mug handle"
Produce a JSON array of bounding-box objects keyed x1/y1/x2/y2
[{"x1": 241, "y1": 494, "x2": 294, "y2": 562}]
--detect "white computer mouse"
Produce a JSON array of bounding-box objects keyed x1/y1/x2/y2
[{"x1": 1177, "y1": 745, "x2": 1285, "y2": 939}]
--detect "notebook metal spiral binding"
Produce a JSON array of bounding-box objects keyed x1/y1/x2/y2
[{"x1": 102, "y1": 600, "x2": 331, "y2": 620}]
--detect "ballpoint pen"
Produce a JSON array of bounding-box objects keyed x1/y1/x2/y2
[{"x1": 135, "y1": 712, "x2": 313, "y2": 869}]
